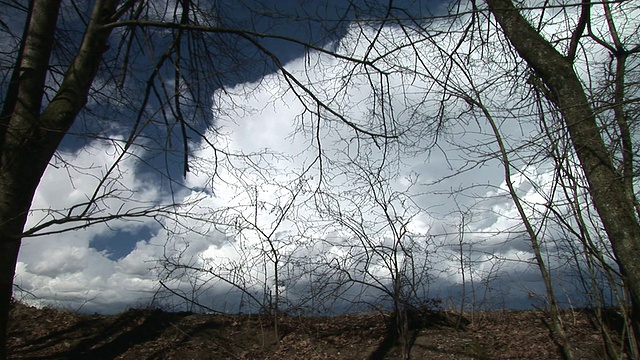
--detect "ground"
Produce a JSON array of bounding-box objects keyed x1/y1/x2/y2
[{"x1": 7, "y1": 300, "x2": 615, "y2": 359}]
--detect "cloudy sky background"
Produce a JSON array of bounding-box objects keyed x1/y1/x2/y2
[{"x1": 11, "y1": 1, "x2": 635, "y2": 314}]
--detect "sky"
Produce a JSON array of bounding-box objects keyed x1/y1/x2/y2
[{"x1": 7, "y1": 0, "x2": 633, "y2": 315}]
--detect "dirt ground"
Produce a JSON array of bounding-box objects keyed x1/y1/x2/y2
[{"x1": 7, "y1": 300, "x2": 616, "y2": 359}]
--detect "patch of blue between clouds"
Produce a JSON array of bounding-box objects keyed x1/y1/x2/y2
[{"x1": 90, "y1": 227, "x2": 155, "y2": 260}]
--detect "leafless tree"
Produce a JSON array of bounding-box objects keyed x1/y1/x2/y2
[
  {"x1": 159, "y1": 1, "x2": 640, "y2": 356},
  {"x1": 308, "y1": 150, "x2": 437, "y2": 358},
  {"x1": 3, "y1": 1, "x2": 639, "y2": 358},
  {"x1": 0, "y1": 1, "x2": 400, "y2": 355},
  {"x1": 483, "y1": 1, "x2": 640, "y2": 344},
  {"x1": 337, "y1": 0, "x2": 640, "y2": 355}
]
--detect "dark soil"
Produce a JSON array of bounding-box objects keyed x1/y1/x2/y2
[{"x1": 7, "y1": 301, "x2": 613, "y2": 359}]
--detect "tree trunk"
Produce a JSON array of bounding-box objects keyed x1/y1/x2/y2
[
  {"x1": 486, "y1": 0, "x2": 640, "y2": 340},
  {"x1": 0, "y1": 1, "x2": 121, "y2": 357}
]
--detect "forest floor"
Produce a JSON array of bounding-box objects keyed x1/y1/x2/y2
[{"x1": 7, "y1": 299, "x2": 621, "y2": 359}]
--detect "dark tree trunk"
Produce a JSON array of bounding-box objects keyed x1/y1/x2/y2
[
  {"x1": 486, "y1": 0, "x2": 640, "y2": 341},
  {"x1": 0, "y1": 1, "x2": 121, "y2": 357},
  {"x1": 0, "y1": 2, "x2": 63, "y2": 358}
]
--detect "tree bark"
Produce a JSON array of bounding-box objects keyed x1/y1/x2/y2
[
  {"x1": 486, "y1": 0, "x2": 640, "y2": 339},
  {"x1": 0, "y1": 1, "x2": 121, "y2": 357},
  {"x1": 0, "y1": 2, "x2": 63, "y2": 358}
]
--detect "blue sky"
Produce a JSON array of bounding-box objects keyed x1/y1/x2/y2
[{"x1": 6, "y1": 0, "x2": 627, "y2": 314}]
